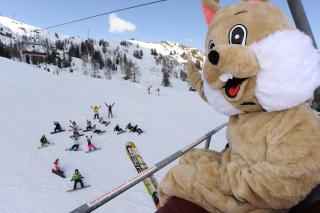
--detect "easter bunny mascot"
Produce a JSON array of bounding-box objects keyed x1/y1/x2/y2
[{"x1": 158, "y1": 0, "x2": 320, "y2": 212}]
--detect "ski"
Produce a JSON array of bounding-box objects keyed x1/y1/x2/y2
[
  {"x1": 67, "y1": 185, "x2": 91, "y2": 192},
  {"x1": 50, "y1": 130, "x2": 66, "y2": 134},
  {"x1": 38, "y1": 143, "x2": 54, "y2": 149},
  {"x1": 85, "y1": 147, "x2": 102, "y2": 153},
  {"x1": 125, "y1": 141, "x2": 160, "y2": 209},
  {"x1": 83, "y1": 129, "x2": 93, "y2": 132},
  {"x1": 52, "y1": 169, "x2": 66, "y2": 178}
]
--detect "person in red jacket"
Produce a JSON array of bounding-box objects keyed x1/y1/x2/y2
[
  {"x1": 86, "y1": 135, "x2": 97, "y2": 151},
  {"x1": 53, "y1": 159, "x2": 64, "y2": 174}
]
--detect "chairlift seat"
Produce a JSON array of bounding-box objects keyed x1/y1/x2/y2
[{"x1": 156, "y1": 185, "x2": 320, "y2": 213}]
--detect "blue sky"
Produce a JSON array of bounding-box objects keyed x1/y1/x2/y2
[{"x1": 0, "y1": 0, "x2": 319, "y2": 50}]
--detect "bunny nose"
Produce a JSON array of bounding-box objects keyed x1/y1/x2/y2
[{"x1": 208, "y1": 50, "x2": 219, "y2": 65}]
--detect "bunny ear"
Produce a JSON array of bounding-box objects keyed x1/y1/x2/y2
[{"x1": 201, "y1": 0, "x2": 220, "y2": 26}]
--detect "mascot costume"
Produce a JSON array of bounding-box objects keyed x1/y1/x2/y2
[{"x1": 158, "y1": 0, "x2": 320, "y2": 212}]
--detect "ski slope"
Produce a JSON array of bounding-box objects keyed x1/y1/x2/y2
[{"x1": 0, "y1": 57, "x2": 227, "y2": 213}]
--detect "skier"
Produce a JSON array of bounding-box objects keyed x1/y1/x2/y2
[
  {"x1": 105, "y1": 102, "x2": 115, "y2": 118},
  {"x1": 68, "y1": 136, "x2": 80, "y2": 151},
  {"x1": 40, "y1": 135, "x2": 49, "y2": 146},
  {"x1": 86, "y1": 120, "x2": 92, "y2": 131},
  {"x1": 53, "y1": 158, "x2": 64, "y2": 174},
  {"x1": 114, "y1": 124, "x2": 124, "y2": 133},
  {"x1": 91, "y1": 105, "x2": 101, "y2": 119},
  {"x1": 70, "y1": 169, "x2": 84, "y2": 189},
  {"x1": 156, "y1": 88, "x2": 160, "y2": 96},
  {"x1": 92, "y1": 124, "x2": 104, "y2": 134},
  {"x1": 86, "y1": 135, "x2": 97, "y2": 151},
  {"x1": 126, "y1": 122, "x2": 133, "y2": 131},
  {"x1": 53, "y1": 121, "x2": 62, "y2": 132}
]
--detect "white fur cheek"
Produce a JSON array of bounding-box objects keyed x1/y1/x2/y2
[
  {"x1": 251, "y1": 30, "x2": 320, "y2": 112},
  {"x1": 203, "y1": 79, "x2": 243, "y2": 116}
]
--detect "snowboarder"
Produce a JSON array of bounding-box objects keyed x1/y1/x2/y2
[
  {"x1": 126, "y1": 122, "x2": 133, "y2": 131},
  {"x1": 147, "y1": 85, "x2": 152, "y2": 94},
  {"x1": 69, "y1": 120, "x2": 81, "y2": 137},
  {"x1": 91, "y1": 105, "x2": 101, "y2": 119},
  {"x1": 68, "y1": 136, "x2": 80, "y2": 151},
  {"x1": 71, "y1": 127, "x2": 80, "y2": 138},
  {"x1": 40, "y1": 135, "x2": 49, "y2": 146},
  {"x1": 69, "y1": 120, "x2": 77, "y2": 128},
  {"x1": 114, "y1": 124, "x2": 124, "y2": 133},
  {"x1": 105, "y1": 102, "x2": 115, "y2": 118},
  {"x1": 92, "y1": 124, "x2": 104, "y2": 134},
  {"x1": 53, "y1": 121, "x2": 62, "y2": 132},
  {"x1": 86, "y1": 120, "x2": 92, "y2": 131},
  {"x1": 53, "y1": 158, "x2": 64, "y2": 174},
  {"x1": 156, "y1": 88, "x2": 160, "y2": 96},
  {"x1": 132, "y1": 125, "x2": 143, "y2": 135},
  {"x1": 99, "y1": 117, "x2": 109, "y2": 125},
  {"x1": 70, "y1": 169, "x2": 84, "y2": 189},
  {"x1": 86, "y1": 135, "x2": 97, "y2": 151}
]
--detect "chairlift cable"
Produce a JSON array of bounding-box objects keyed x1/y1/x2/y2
[{"x1": 44, "y1": 0, "x2": 169, "y2": 30}]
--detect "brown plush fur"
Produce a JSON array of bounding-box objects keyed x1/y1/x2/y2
[
  {"x1": 159, "y1": 0, "x2": 320, "y2": 212},
  {"x1": 159, "y1": 105, "x2": 320, "y2": 212}
]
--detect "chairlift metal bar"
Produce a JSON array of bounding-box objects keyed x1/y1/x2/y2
[
  {"x1": 287, "y1": 0, "x2": 318, "y2": 48},
  {"x1": 70, "y1": 122, "x2": 227, "y2": 213}
]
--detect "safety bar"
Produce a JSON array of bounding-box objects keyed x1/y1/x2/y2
[{"x1": 70, "y1": 122, "x2": 227, "y2": 213}]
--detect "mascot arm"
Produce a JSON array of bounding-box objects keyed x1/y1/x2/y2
[{"x1": 188, "y1": 57, "x2": 207, "y2": 102}]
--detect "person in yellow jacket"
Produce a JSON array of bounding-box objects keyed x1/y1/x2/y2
[{"x1": 90, "y1": 105, "x2": 101, "y2": 119}]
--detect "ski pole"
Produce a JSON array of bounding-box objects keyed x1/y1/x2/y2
[{"x1": 70, "y1": 122, "x2": 227, "y2": 213}]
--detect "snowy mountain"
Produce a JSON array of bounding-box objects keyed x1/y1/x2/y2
[
  {"x1": 0, "y1": 56, "x2": 227, "y2": 212},
  {"x1": 0, "y1": 16, "x2": 204, "y2": 88}
]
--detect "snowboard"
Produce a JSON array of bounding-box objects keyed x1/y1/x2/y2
[
  {"x1": 93, "y1": 130, "x2": 105, "y2": 135},
  {"x1": 52, "y1": 169, "x2": 66, "y2": 178},
  {"x1": 101, "y1": 121, "x2": 110, "y2": 127},
  {"x1": 69, "y1": 134, "x2": 84, "y2": 138},
  {"x1": 85, "y1": 147, "x2": 102, "y2": 153},
  {"x1": 50, "y1": 129, "x2": 66, "y2": 134},
  {"x1": 65, "y1": 148, "x2": 82, "y2": 151},
  {"x1": 125, "y1": 141, "x2": 160, "y2": 209},
  {"x1": 117, "y1": 130, "x2": 126, "y2": 135},
  {"x1": 38, "y1": 143, "x2": 54, "y2": 149},
  {"x1": 67, "y1": 185, "x2": 91, "y2": 192}
]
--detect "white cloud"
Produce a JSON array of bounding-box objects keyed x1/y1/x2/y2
[{"x1": 108, "y1": 13, "x2": 136, "y2": 33}]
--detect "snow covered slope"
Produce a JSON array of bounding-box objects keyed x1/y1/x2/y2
[
  {"x1": 0, "y1": 57, "x2": 227, "y2": 212},
  {"x1": 0, "y1": 16, "x2": 204, "y2": 88}
]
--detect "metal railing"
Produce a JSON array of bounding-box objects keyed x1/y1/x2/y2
[{"x1": 70, "y1": 122, "x2": 227, "y2": 213}]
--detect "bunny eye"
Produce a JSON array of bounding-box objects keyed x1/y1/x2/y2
[
  {"x1": 208, "y1": 40, "x2": 216, "y2": 50},
  {"x1": 229, "y1": 24, "x2": 247, "y2": 46}
]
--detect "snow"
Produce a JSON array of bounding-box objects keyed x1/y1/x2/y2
[
  {"x1": 0, "y1": 15, "x2": 204, "y2": 92},
  {"x1": 0, "y1": 57, "x2": 227, "y2": 212}
]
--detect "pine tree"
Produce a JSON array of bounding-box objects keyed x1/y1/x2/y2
[
  {"x1": 81, "y1": 42, "x2": 87, "y2": 57},
  {"x1": 116, "y1": 53, "x2": 120, "y2": 65},
  {"x1": 75, "y1": 45, "x2": 80, "y2": 58},
  {"x1": 161, "y1": 57, "x2": 173, "y2": 87}
]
